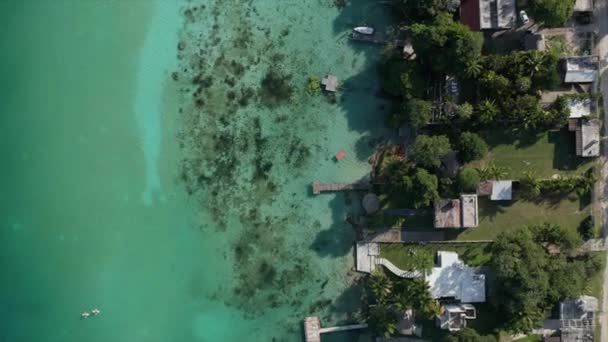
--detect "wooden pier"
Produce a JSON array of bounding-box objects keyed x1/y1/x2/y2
[
  {"x1": 304, "y1": 317, "x2": 321, "y2": 342},
  {"x1": 304, "y1": 316, "x2": 368, "y2": 342},
  {"x1": 312, "y1": 180, "x2": 371, "y2": 195},
  {"x1": 350, "y1": 32, "x2": 407, "y2": 47}
]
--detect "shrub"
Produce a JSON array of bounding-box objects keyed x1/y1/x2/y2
[
  {"x1": 578, "y1": 215, "x2": 595, "y2": 240},
  {"x1": 457, "y1": 168, "x2": 480, "y2": 192},
  {"x1": 402, "y1": 168, "x2": 439, "y2": 208},
  {"x1": 529, "y1": 0, "x2": 575, "y2": 27},
  {"x1": 306, "y1": 76, "x2": 321, "y2": 95},
  {"x1": 404, "y1": 98, "x2": 433, "y2": 129},
  {"x1": 457, "y1": 132, "x2": 488, "y2": 163}
]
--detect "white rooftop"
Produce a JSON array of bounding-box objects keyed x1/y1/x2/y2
[
  {"x1": 581, "y1": 119, "x2": 600, "y2": 157},
  {"x1": 574, "y1": 0, "x2": 593, "y2": 11},
  {"x1": 426, "y1": 251, "x2": 486, "y2": 303},
  {"x1": 491, "y1": 181, "x2": 513, "y2": 200},
  {"x1": 567, "y1": 99, "x2": 592, "y2": 118}
]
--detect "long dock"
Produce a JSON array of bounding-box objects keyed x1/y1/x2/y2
[
  {"x1": 304, "y1": 316, "x2": 368, "y2": 342},
  {"x1": 350, "y1": 32, "x2": 407, "y2": 47},
  {"x1": 312, "y1": 180, "x2": 371, "y2": 195}
]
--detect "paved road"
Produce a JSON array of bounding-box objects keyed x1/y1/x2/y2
[{"x1": 596, "y1": 0, "x2": 608, "y2": 340}]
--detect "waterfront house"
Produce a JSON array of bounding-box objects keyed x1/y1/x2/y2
[{"x1": 426, "y1": 251, "x2": 486, "y2": 303}]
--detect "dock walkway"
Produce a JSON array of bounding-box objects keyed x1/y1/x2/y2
[
  {"x1": 304, "y1": 316, "x2": 367, "y2": 342},
  {"x1": 312, "y1": 180, "x2": 370, "y2": 195}
]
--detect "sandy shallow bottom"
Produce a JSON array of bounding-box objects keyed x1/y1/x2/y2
[{"x1": 0, "y1": 0, "x2": 394, "y2": 341}]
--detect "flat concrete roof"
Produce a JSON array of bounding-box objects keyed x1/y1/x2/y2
[
  {"x1": 434, "y1": 195, "x2": 478, "y2": 228},
  {"x1": 434, "y1": 199, "x2": 461, "y2": 228},
  {"x1": 461, "y1": 194, "x2": 478, "y2": 227},
  {"x1": 580, "y1": 119, "x2": 600, "y2": 157}
]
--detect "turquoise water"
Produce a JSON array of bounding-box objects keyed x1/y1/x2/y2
[{"x1": 0, "y1": 1, "x2": 393, "y2": 341}]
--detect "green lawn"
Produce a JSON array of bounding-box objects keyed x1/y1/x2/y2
[
  {"x1": 454, "y1": 196, "x2": 590, "y2": 241},
  {"x1": 586, "y1": 252, "x2": 606, "y2": 300},
  {"x1": 468, "y1": 128, "x2": 594, "y2": 179},
  {"x1": 380, "y1": 242, "x2": 493, "y2": 272}
]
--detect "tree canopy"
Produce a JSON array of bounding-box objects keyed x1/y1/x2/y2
[
  {"x1": 530, "y1": 0, "x2": 575, "y2": 27},
  {"x1": 396, "y1": 0, "x2": 459, "y2": 22},
  {"x1": 410, "y1": 13, "x2": 483, "y2": 76},
  {"x1": 366, "y1": 271, "x2": 439, "y2": 338},
  {"x1": 443, "y1": 328, "x2": 497, "y2": 342},
  {"x1": 402, "y1": 168, "x2": 439, "y2": 208},
  {"x1": 457, "y1": 132, "x2": 488, "y2": 163},
  {"x1": 491, "y1": 224, "x2": 597, "y2": 332},
  {"x1": 457, "y1": 168, "x2": 480, "y2": 192},
  {"x1": 404, "y1": 98, "x2": 433, "y2": 129},
  {"x1": 409, "y1": 135, "x2": 452, "y2": 169}
]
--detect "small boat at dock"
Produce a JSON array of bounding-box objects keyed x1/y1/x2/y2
[{"x1": 354, "y1": 26, "x2": 374, "y2": 35}]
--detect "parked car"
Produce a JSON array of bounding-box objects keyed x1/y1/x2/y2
[{"x1": 519, "y1": 10, "x2": 530, "y2": 25}]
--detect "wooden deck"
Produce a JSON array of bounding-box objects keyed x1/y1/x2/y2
[
  {"x1": 304, "y1": 317, "x2": 321, "y2": 342},
  {"x1": 312, "y1": 180, "x2": 371, "y2": 195}
]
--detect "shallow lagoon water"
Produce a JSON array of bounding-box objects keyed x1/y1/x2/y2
[{"x1": 0, "y1": 0, "x2": 393, "y2": 341}]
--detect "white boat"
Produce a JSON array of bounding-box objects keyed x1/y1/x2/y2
[{"x1": 354, "y1": 26, "x2": 374, "y2": 35}]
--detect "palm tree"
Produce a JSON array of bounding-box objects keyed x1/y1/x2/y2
[
  {"x1": 369, "y1": 305, "x2": 398, "y2": 338},
  {"x1": 487, "y1": 163, "x2": 507, "y2": 180},
  {"x1": 464, "y1": 58, "x2": 483, "y2": 79},
  {"x1": 520, "y1": 171, "x2": 541, "y2": 200},
  {"x1": 477, "y1": 99, "x2": 498, "y2": 124},
  {"x1": 524, "y1": 51, "x2": 546, "y2": 77},
  {"x1": 368, "y1": 270, "x2": 393, "y2": 304},
  {"x1": 476, "y1": 162, "x2": 506, "y2": 180}
]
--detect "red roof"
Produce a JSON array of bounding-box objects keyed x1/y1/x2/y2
[{"x1": 460, "y1": 0, "x2": 481, "y2": 31}]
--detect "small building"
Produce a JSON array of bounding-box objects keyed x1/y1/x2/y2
[
  {"x1": 437, "y1": 304, "x2": 477, "y2": 331},
  {"x1": 567, "y1": 98, "x2": 592, "y2": 119},
  {"x1": 460, "y1": 0, "x2": 516, "y2": 31},
  {"x1": 434, "y1": 194, "x2": 478, "y2": 228},
  {"x1": 426, "y1": 251, "x2": 486, "y2": 303},
  {"x1": 576, "y1": 119, "x2": 600, "y2": 157},
  {"x1": 490, "y1": 180, "x2": 513, "y2": 200},
  {"x1": 564, "y1": 57, "x2": 599, "y2": 84},
  {"x1": 559, "y1": 296, "x2": 598, "y2": 342},
  {"x1": 574, "y1": 0, "x2": 594, "y2": 12},
  {"x1": 321, "y1": 75, "x2": 338, "y2": 92}
]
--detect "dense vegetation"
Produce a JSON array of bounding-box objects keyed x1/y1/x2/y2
[
  {"x1": 529, "y1": 0, "x2": 576, "y2": 27},
  {"x1": 491, "y1": 224, "x2": 601, "y2": 332},
  {"x1": 367, "y1": 270, "x2": 439, "y2": 338}
]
